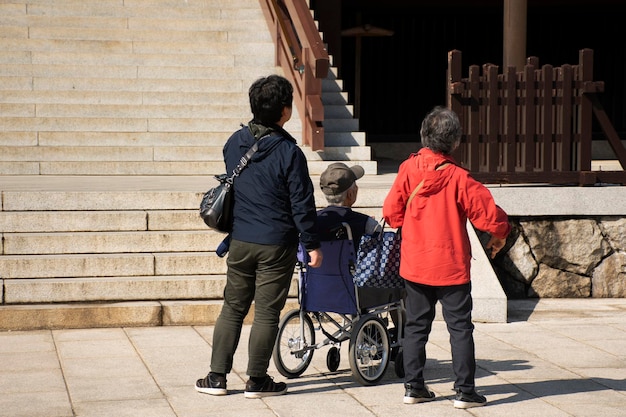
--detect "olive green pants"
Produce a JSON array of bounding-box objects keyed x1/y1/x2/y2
[{"x1": 210, "y1": 239, "x2": 297, "y2": 378}]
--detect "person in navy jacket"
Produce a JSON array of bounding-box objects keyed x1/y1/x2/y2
[{"x1": 195, "y1": 75, "x2": 322, "y2": 399}]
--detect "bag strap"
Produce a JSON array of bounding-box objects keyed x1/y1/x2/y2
[
  {"x1": 226, "y1": 136, "x2": 267, "y2": 183},
  {"x1": 405, "y1": 162, "x2": 451, "y2": 208}
]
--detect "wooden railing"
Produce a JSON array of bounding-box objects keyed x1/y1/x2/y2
[
  {"x1": 259, "y1": 0, "x2": 330, "y2": 151},
  {"x1": 447, "y1": 48, "x2": 626, "y2": 185}
]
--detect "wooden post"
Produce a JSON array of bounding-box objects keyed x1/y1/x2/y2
[{"x1": 503, "y1": 0, "x2": 527, "y2": 69}]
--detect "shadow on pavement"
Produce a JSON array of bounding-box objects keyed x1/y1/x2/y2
[
  {"x1": 484, "y1": 377, "x2": 626, "y2": 405},
  {"x1": 507, "y1": 298, "x2": 540, "y2": 322}
]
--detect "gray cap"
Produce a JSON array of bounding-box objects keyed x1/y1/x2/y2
[{"x1": 320, "y1": 162, "x2": 365, "y2": 195}]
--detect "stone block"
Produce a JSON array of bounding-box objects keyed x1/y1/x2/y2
[
  {"x1": 3, "y1": 230, "x2": 221, "y2": 255},
  {"x1": 0, "y1": 253, "x2": 154, "y2": 278},
  {"x1": 468, "y1": 222, "x2": 508, "y2": 323},
  {"x1": 162, "y1": 299, "x2": 301, "y2": 326},
  {"x1": 4, "y1": 276, "x2": 228, "y2": 303},
  {"x1": 0, "y1": 131, "x2": 36, "y2": 146},
  {"x1": 0, "y1": 302, "x2": 162, "y2": 331},
  {"x1": 39, "y1": 161, "x2": 225, "y2": 176},
  {"x1": 0, "y1": 161, "x2": 39, "y2": 175},
  {"x1": 148, "y1": 210, "x2": 204, "y2": 231},
  {"x1": 154, "y1": 252, "x2": 227, "y2": 275},
  {"x1": 0, "y1": 211, "x2": 147, "y2": 233}
]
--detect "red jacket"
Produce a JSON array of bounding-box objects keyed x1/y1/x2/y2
[{"x1": 383, "y1": 148, "x2": 511, "y2": 286}]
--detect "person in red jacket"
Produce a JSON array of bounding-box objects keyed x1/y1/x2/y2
[{"x1": 383, "y1": 106, "x2": 510, "y2": 409}]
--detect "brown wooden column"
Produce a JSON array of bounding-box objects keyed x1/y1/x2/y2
[{"x1": 503, "y1": 0, "x2": 527, "y2": 69}]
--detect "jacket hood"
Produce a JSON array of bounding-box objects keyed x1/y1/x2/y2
[{"x1": 411, "y1": 148, "x2": 456, "y2": 197}]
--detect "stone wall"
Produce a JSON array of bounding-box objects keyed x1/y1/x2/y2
[{"x1": 483, "y1": 217, "x2": 626, "y2": 298}]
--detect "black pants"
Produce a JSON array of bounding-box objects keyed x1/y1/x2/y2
[{"x1": 403, "y1": 281, "x2": 476, "y2": 393}]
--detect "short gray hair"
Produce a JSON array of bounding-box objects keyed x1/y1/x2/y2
[
  {"x1": 324, "y1": 183, "x2": 355, "y2": 205},
  {"x1": 420, "y1": 106, "x2": 462, "y2": 155}
]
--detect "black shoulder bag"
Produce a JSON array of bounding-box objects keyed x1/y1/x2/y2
[{"x1": 199, "y1": 140, "x2": 261, "y2": 233}]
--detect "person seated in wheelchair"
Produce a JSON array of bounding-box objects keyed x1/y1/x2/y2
[
  {"x1": 317, "y1": 163, "x2": 402, "y2": 330},
  {"x1": 272, "y1": 162, "x2": 405, "y2": 385},
  {"x1": 317, "y1": 162, "x2": 381, "y2": 247}
]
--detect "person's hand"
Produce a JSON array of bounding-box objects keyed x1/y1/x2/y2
[
  {"x1": 486, "y1": 236, "x2": 506, "y2": 259},
  {"x1": 307, "y1": 248, "x2": 323, "y2": 268}
]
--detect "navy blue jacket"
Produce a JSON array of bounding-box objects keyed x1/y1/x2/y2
[
  {"x1": 316, "y1": 206, "x2": 369, "y2": 251},
  {"x1": 223, "y1": 125, "x2": 320, "y2": 251}
]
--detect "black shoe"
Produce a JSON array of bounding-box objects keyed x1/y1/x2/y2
[
  {"x1": 244, "y1": 376, "x2": 287, "y2": 399},
  {"x1": 454, "y1": 390, "x2": 487, "y2": 408},
  {"x1": 403, "y1": 383, "x2": 435, "y2": 404},
  {"x1": 195, "y1": 373, "x2": 227, "y2": 396}
]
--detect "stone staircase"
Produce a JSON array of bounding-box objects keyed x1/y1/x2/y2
[
  {"x1": 0, "y1": 0, "x2": 376, "y2": 176},
  {"x1": 0, "y1": 0, "x2": 510, "y2": 330},
  {"x1": 0, "y1": 0, "x2": 383, "y2": 330}
]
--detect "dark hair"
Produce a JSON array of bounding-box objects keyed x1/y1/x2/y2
[
  {"x1": 249, "y1": 75, "x2": 293, "y2": 125},
  {"x1": 420, "y1": 106, "x2": 462, "y2": 155}
]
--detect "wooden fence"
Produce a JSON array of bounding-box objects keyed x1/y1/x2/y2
[
  {"x1": 447, "y1": 48, "x2": 626, "y2": 185},
  {"x1": 259, "y1": 0, "x2": 329, "y2": 151}
]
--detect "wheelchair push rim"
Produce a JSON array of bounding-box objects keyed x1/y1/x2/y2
[
  {"x1": 273, "y1": 309, "x2": 316, "y2": 378},
  {"x1": 348, "y1": 314, "x2": 390, "y2": 385}
]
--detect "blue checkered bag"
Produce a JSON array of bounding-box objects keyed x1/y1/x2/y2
[{"x1": 354, "y1": 228, "x2": 404, "y2": 288}]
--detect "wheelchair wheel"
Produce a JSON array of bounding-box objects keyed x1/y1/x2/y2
[
  {"x1": 273, "y1": 309, "x2": 315, "y2": 378},
  {"x1": 348, "y1": 315, "x2": 390, "y2": 385},
  {"x1": 326, "y1": 346, "x2": 340, "y2": 372}
]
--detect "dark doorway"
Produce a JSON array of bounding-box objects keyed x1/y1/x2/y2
[{"x1": 312, "y1": 0, "x2": 625, "y2": 148}]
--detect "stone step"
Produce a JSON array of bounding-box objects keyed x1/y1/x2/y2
[
  {"x1": 0, "y1": 299, "x2": 283, "y2": 329},
  {"x1": 0, "y1": 63, "x2": 280, "y2": 80},
  {"x1": 3, "y1": 275, "x2": 235, "y2": 303},
  {"x1": 0, "y1": 177, "x2": 390, "y2": 207},
  {"x1": 0, "y1": 131, "x2": 239, "y2": 147},
  {"x1": 3, "y1": 78, "x2": 343, "y2": 102},
  {"x1": 325, "y1": 104, "x2": 355, "y2": 118},
  {"x1": 302, "y1": 145, "x2": 372, "y2": 161},
  {"x1": 27, "y1": 3, "x2": 264, "y2": 25},
  {"x1": 322, "y1": 91, "x2": 350, "y2": 105},
  {"x1": 26, "y1": 23, "x2": 270, "y2": 42},
  {"x1": 12, "y1": 77, "x2": 248, "y2": 93},
  {"x1": 2, "y1": 274, "x2": 299, "y2": 304},
  {"x1": 0, "y1": 159, "x2": 379, "y2": 176},
  {"x1": 2, "y1": 230, "x2": 221, "y2": 255},
  {"x1": 324, "y1": 131, "x2": 367, "y2": 147},
  {"x1": 0, "y1": 206, "x2": 382, "y2": 234},
  {"x1": 6, "y1": 50, "x2": 273, "y2": 68},
  {"x1": 1, "y1": 90, "x2": 251, "y2": 106},
  {"x1": 0, "y1": 130, "x2": 368, "y2": 148},
  {"x1": 8, "y1": 103, "x2": 251, "y2": 118},
  {"x1": 323, "y1": 118, "x2": 360, "y2": 133},
  {"x1": 0, "y1": 144, "x2": 374, "y2": 163},
  {"x1": 0, "y1": 253, "x2": 168, "y2": 279},
  {"x1": 0, "y1": 210, "x2": 151, "y2": 232},
  {"x1": 1, "y1": 103, "x2": 357, "y2": 132},
  {"x1": 0, "y1": 15, "x2": 129, "y2": 31},
  {"x1": 3, "y1": 271, "x2": 298, "y2": 303},
  {"x1": 2, "y1": 8, "x2": 264, "y2": 27},
  {"x1": 0, "y1": 116, "x2": 248, "y2": 132},
  {"x1": 1, "y1": 0, "x2": 261, "y2": 17},
  {"x1": 0, "y1": 146, "x2": 219, "y2": 161},
  {"x1": 321, "y1": 77, "x2": 345, "y2": 93},
  {"x1": 0, "y1": 38, "x2": 276, "y2": 56}
]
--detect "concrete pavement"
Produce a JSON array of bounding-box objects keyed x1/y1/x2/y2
[{"x1": 1, "y1": 298, "x2": 625, "y2": 417}]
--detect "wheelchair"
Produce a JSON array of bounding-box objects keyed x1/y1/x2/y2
[{"x1": 272, "y1": 223, "x2": 405, "y2": 385}]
